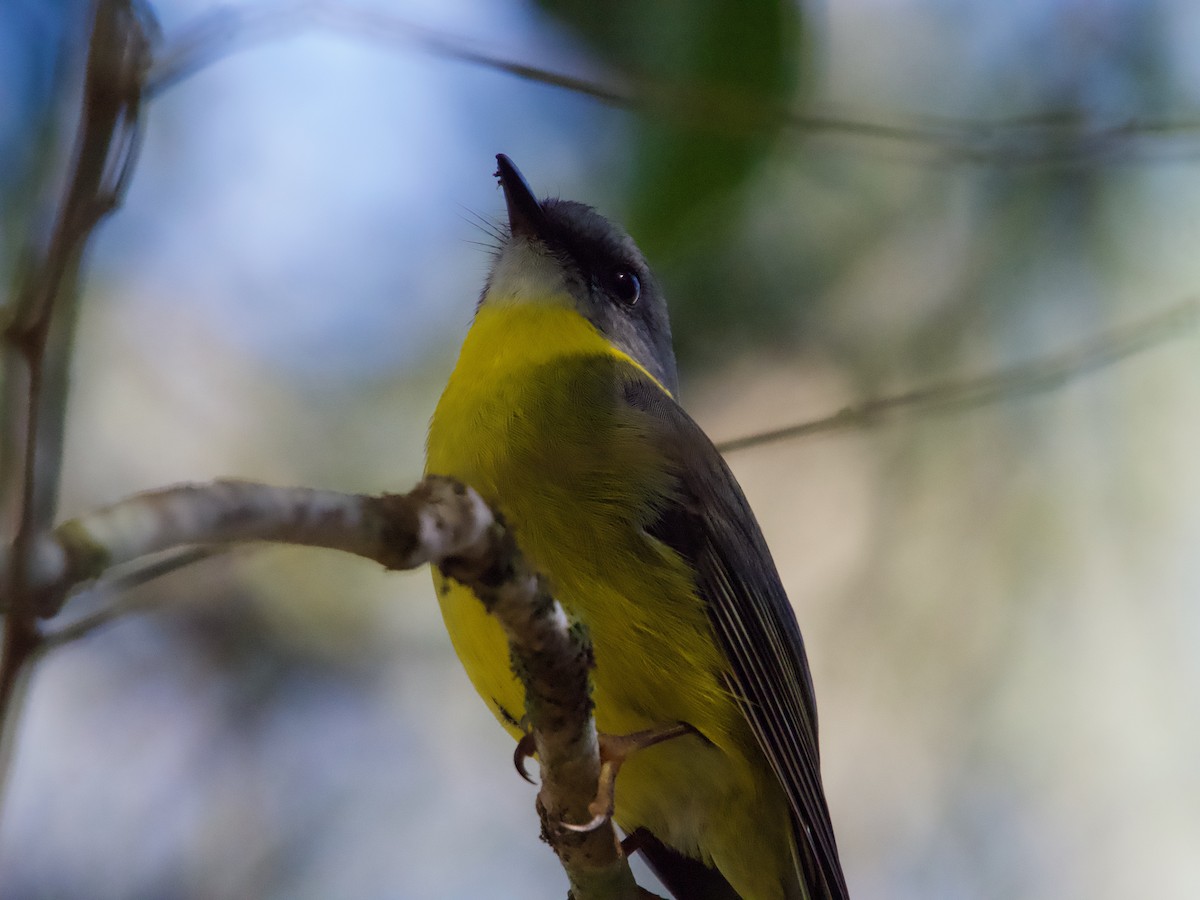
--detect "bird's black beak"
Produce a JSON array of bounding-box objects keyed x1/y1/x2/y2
[{"x1": 495, "y1": 154, "x2": 549, "y2": 239}]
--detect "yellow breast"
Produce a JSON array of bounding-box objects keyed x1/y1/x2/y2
[{"x1": 427, "y1": 302, "x2": 729, "y2": 726}]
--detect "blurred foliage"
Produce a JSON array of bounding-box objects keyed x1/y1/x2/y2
[
  {"x1": 538, "y1": 0, "x2": 1196, "y2": 378},
  {"x1": 536, "y1": 0, "x2": 809, "y2": 362},
  {"x1": 536, "y1": 0, "x2": 805, "y2": 246}
]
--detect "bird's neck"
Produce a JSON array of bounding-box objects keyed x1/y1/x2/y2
[{"x1": 458, "y1": 301, "x2": 613, "y2": 379}]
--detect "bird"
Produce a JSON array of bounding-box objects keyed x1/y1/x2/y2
[{"x1": 426, "y1": 154, "x2": 848, "y2": 900}]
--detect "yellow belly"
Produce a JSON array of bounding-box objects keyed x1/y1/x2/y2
[{"x1": 426, "y1": 303, "x2": 795, "y2": 894}]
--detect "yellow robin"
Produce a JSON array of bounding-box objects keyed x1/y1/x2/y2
[{"x1": 427, "y1": 155, "x2": 848, "y2": 900}]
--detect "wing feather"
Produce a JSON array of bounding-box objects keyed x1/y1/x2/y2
[{"x1": 625, "y1": 377, "x2": 849, "y2": 900}]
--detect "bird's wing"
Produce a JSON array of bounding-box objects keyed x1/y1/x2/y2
[{"x1": 624, "y1": 377, "x2": 849, "y2": 900}]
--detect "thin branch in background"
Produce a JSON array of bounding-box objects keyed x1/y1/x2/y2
[
  {"x1": 140, "y1": 0, "x2": 1200, "y2": 167},
  {"x1": 144, "y1": 0, "x2": 630, "y2": 105},
  {"x1": 717, "y1": 297, "x2": 1200, "y2": 454},
  {"x1": 37, "y1": 546, "x2": 217, "y2": 653},
  {"x1": 0, "y1": 0, "x2": 157, "y2": 807}
]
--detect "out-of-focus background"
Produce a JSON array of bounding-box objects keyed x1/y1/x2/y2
[{"x1": 2, "y1": 0, "x2": 1199, "y2": 897}]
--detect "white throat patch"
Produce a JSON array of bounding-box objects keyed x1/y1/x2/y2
[{"x1": 485, "y1": 237, "x2": 573, "y2": 307}]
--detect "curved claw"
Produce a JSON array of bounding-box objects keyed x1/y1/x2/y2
[
  {"x1": 513, "y1": 730, "x2": 538, "y2": 784},
  {"x1": 561, "y1": 808, "x2": 611, "y2": 833},
  {"x1": 560, "y1": 756, "x2": 619, "y2": 832}
]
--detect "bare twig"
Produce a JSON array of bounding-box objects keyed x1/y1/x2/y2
[
  {"x1": 0, "y1": 0, "x2": 157, "y2": 807},
  {"x1": 717, "y1": 298, "x2": 1200, "y2": 454},
  {"x1": 140, "y1": 1, "x2": 1200, "y2": 167},
  {"x1": 10, "y1": 475, "x2": 646, "y2": 898},
  {"x1": 37, "y1": 547, "x2": 216, "y2": 652}
]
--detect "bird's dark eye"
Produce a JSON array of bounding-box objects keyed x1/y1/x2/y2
[{"x1": 609, "y1": 267, "x2": 641, "y2": 306}]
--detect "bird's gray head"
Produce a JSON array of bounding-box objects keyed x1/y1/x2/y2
[{"x1": 481, "y1": 154, "x2": 679, "y2": 397}]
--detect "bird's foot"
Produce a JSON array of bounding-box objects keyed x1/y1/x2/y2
[{"x1": 562, "y1": 722, "x2": 696, "y2": 833}]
